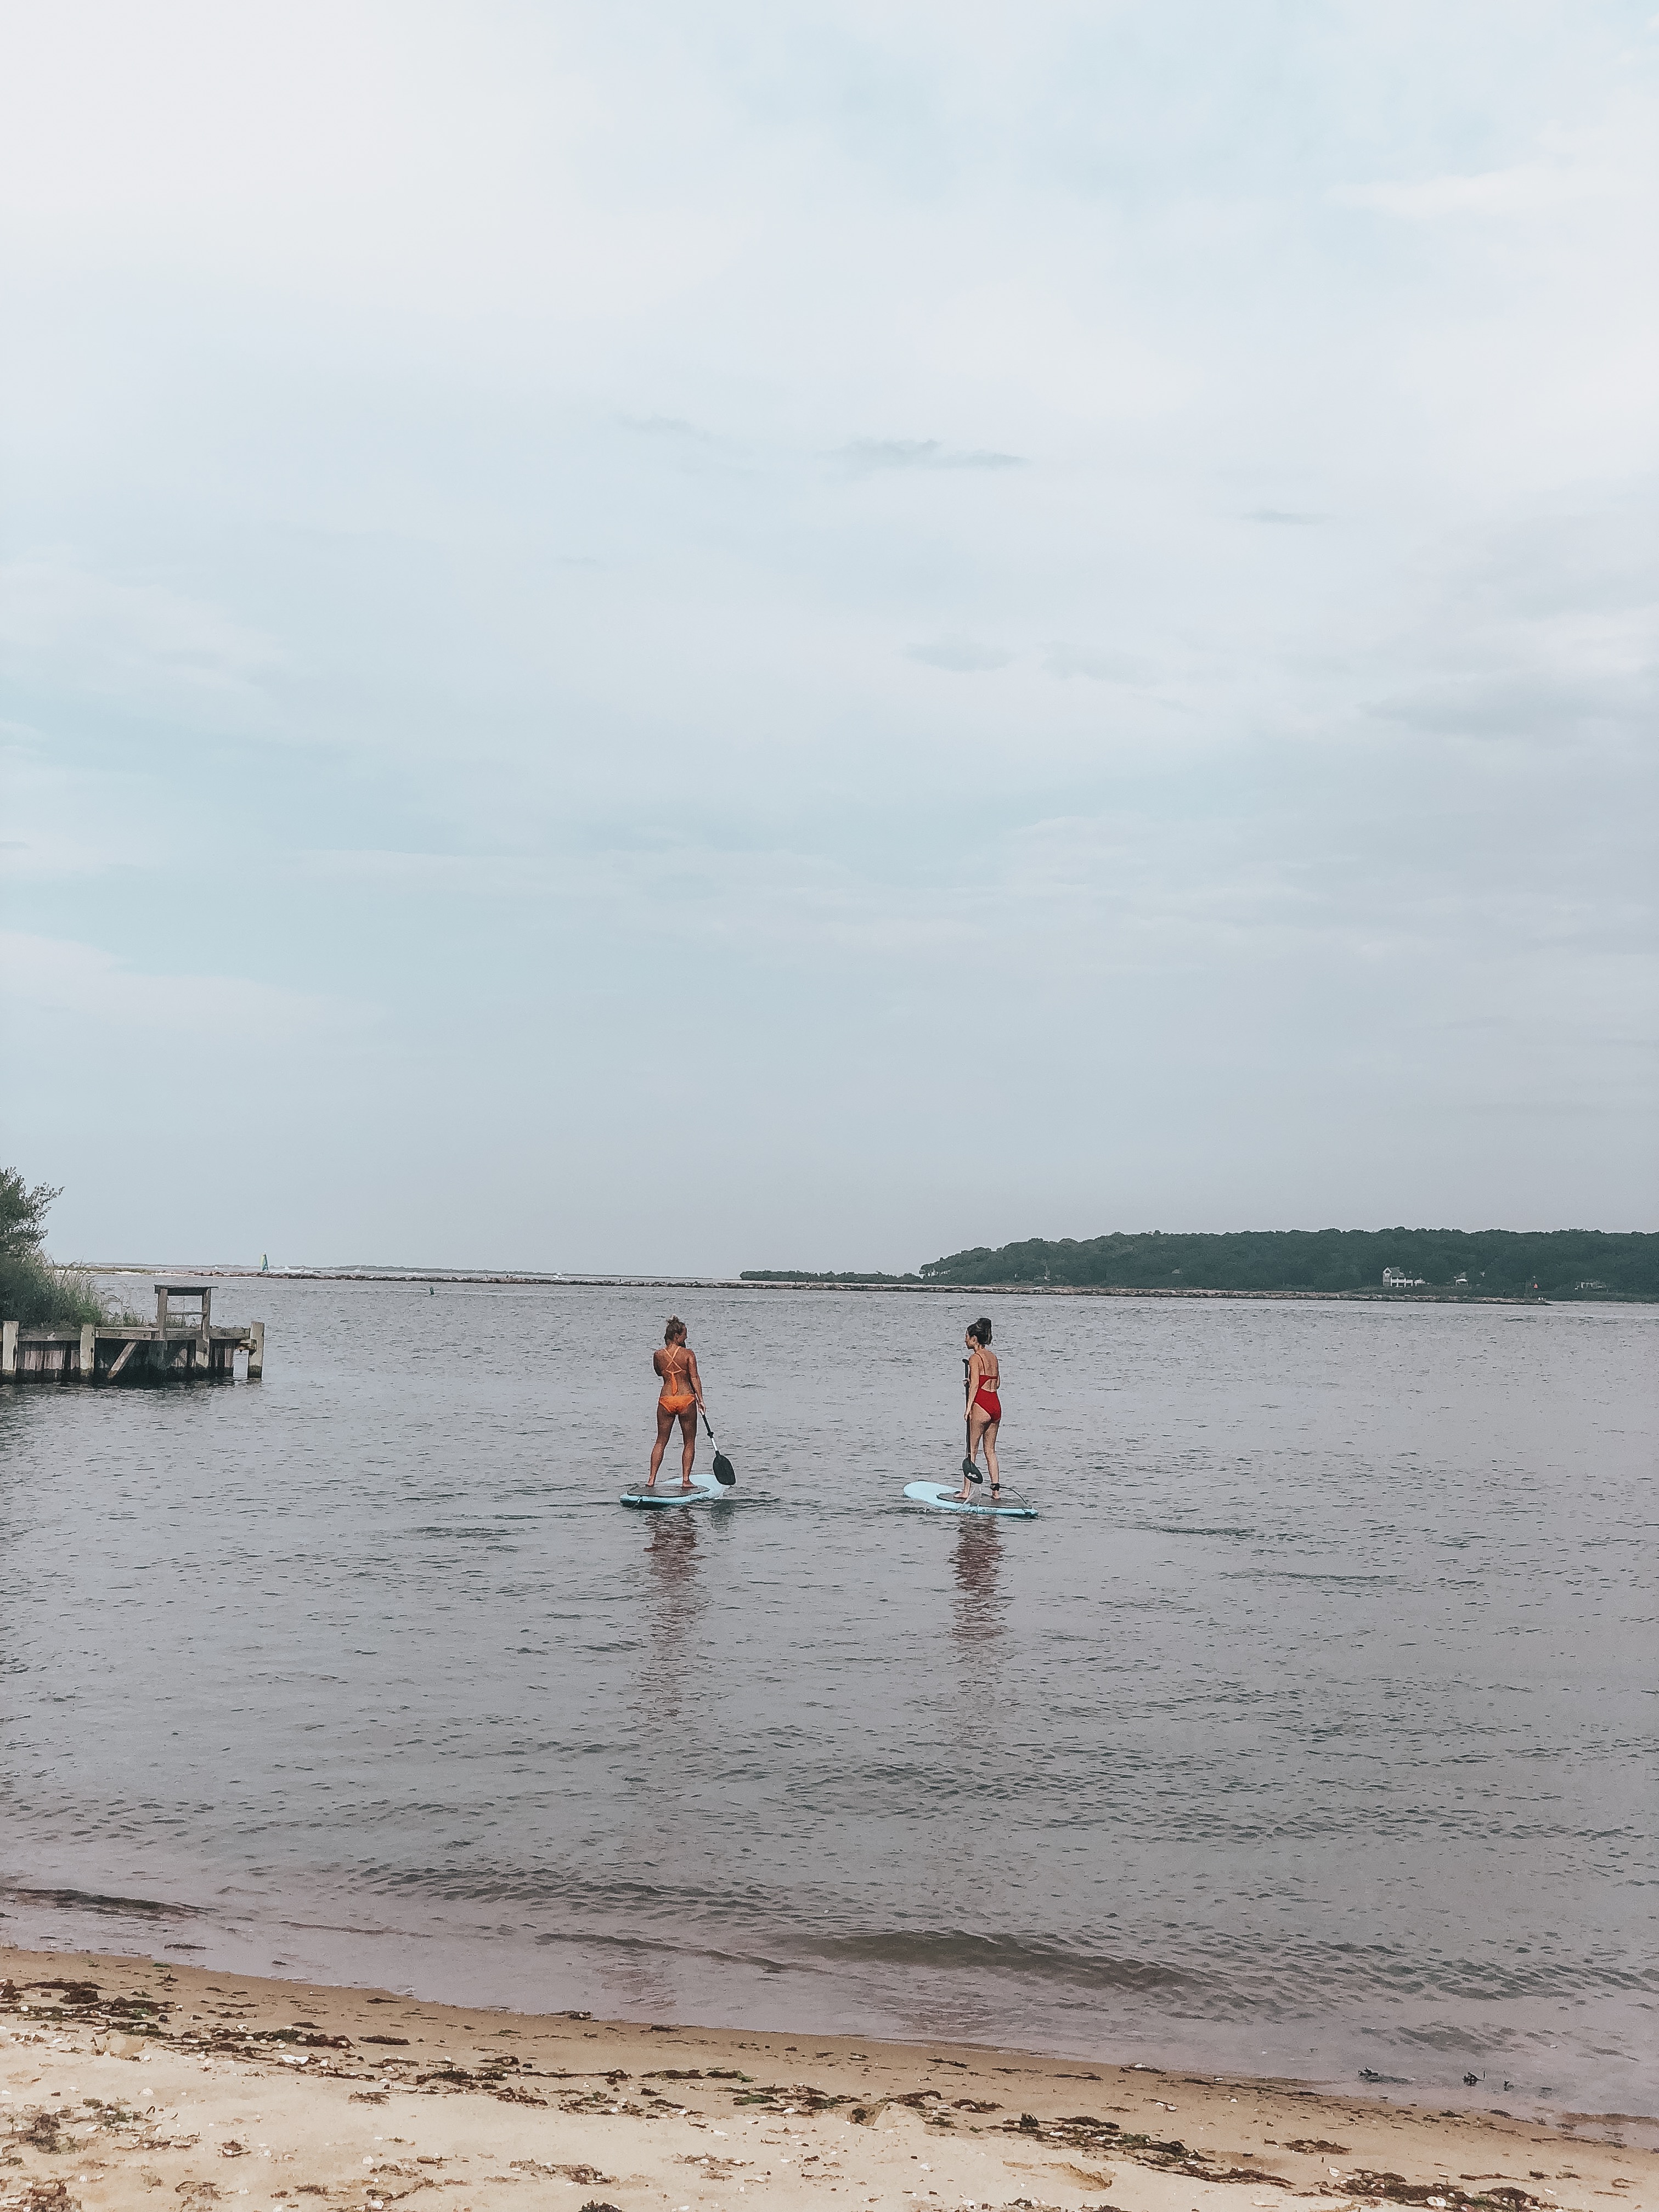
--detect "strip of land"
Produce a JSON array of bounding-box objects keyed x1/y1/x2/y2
[
  {"x1": 3, "y1": 1948, "x2": 1651, "y2": 2212},
  {"x1": 915, "y1": 1231, "x2": 1657, "y2": 1301},
  {"x1": 71, "y1": 1267, "x2": 1554, "y2": 1302}
]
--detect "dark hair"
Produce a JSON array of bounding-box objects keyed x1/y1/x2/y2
[
  {"x1": 967, "y1": 1316, "x2": 992, "y2": 1346},
  {"x1": 664, "y1": 1317, "x2": 686, "y2": 1344}
]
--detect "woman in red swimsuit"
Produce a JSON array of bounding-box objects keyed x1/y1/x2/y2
[
  {"x1": 648, "y1": 1317, "x2": 705, "y2": 1492},
  {"x1": 951, "y1": 1316, "x2": 1002, "y2": 1503}
]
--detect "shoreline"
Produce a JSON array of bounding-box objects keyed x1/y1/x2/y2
[
  {"x1": 68, "y1": 1266, "x2": 1592, "y2": 1306},
  {"x1": 3, "y1": 1947, "x2": 1653, "y2": 2212}
]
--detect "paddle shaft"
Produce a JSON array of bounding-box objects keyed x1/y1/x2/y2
[{"x1": 962, "y1": 1358, "x2": 981, "y2": 1482}]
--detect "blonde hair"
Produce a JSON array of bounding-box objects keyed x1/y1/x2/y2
[{"x1": 664, "y1": 1317, "x2": 687, "y2": 1344}]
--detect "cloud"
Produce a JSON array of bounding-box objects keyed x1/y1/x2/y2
[
  {"x1": 0, "y1": 932, "x2": 348, "y2": 1041},
  {"x1": 0, "y1": 557, "x2": 283, "y2": 731},
  {"x1": 1335, "y1": 162, "x2": 1615, "y2": 221},
  {"x1": 1374, "y1": 664, "x2": 1659, "y2": 742},
  {"x1": 833, "y1": 439, "x2": 1026, "y2": 473},
  {"x1": 1043, "y1": 644, "x2": 1158, "y2": 684},
  {"x1": 2, "y1": 3, "x2": 1655, "y2": 1257},
  {"x1": 904, "y1": 638, "x2": 1015, "y2": 673},
  {"x1": 1363, "y1": 507, "x2": 1659, "y2": 745},
  {"x1": 621, "y1": 414, "x2": 725, "y2": 444}
]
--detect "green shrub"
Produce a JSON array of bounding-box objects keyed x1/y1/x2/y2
[
  {"x1": 0, "y1": 1249, "x2": 110, "y2": 1327},
  {"x1": 0, "y1": 1164, "x2": 133, "y2": 1325}
]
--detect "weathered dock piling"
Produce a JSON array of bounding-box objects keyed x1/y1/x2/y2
[{"x1": 1, "y1": 1282, "x2": 264, "y2": 1383}]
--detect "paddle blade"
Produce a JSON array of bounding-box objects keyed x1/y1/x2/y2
[
  {"x1": 713, "y1": 1451, "x2": 736, "y2": 1486},
  {"x1": 963, "y1": 1458, "x2": 981, "y2": 1483}
]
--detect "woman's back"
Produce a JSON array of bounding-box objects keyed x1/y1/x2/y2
[{"x1": 656, "y1": 1344, "x2": 693, "y2": 1395}]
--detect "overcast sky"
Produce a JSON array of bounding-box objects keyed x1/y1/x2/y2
[{"x1": 2, "y1": 1, "x2": 1655, "y2": 1272}]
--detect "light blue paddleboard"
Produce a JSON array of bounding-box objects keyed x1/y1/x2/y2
[
  {"x1": 622, "y1": 1470, "x2": 725, "y2": 1509},
  {"x1": 904, "y1": 1479, "x2": 1037, "y2": 1520}
]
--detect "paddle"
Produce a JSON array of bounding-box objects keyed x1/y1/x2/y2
[
  {"x1": 961, "y1": 1358, "x2": 981, "y2": 1485},
  {"x1": 701, "y1": 1413, "x2": 736, "y2": 1486}
]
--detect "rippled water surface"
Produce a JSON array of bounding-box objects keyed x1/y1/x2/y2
[{"x1": 2, "y1": 1282, "x2": 1654, "y2": 2112}]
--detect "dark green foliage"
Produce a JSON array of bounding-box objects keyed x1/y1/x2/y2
[
  {"x1": 919, "y1": 1228, "x2": 1659, "y2": 1299},
  {"x1": 0, "y1": 1165, "x2": 108, "y2": 1324},
  {"x1": 0, "y1": 1166, "x2": 59, "y2": 1257}
]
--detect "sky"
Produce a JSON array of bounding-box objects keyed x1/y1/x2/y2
[{"x1": 2, "y1": 0, "x2": 1655, "y2": 1273}]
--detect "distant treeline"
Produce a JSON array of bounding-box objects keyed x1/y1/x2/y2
[
  {"x1": 741, "y1": 1269, "x2": 922, "y2": 1283},
  {"x1": 918, "y1": 1229, "x2": 1659, "y2": 1299}
]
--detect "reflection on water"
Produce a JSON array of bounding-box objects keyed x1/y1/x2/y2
[
  {"x1": 950, "y1": 1520, "x2": 1006, "y2": 1651},
  {"x1": 644, "y1": 1512, "x2": 703, "y2": 1668},
  {"x1": 617, "y1": 1512, "x2": 704, "y2": 2018}
]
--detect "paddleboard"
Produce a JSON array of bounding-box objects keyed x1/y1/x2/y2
[
  {"x1": 903, "y1": 1479, "x2": 1037, "y2": 1520},
  {"x1": 621, "y1": 1470, "x2": 725, "y2": 1509}
]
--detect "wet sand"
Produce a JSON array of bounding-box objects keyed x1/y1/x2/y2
[{"x1": 2, "y1": 1948, "x2": 1651, "y2": 2212}]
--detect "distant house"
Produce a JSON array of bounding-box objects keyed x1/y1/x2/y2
[
  {"x1": 1381, "y1": 1267, "x2": 1425, "y2": 1288},
  {"x1": 1575, "y1": 1279, "x2": 1606, "y2": 1291},
  {"x1": 1454, "y1": 1273, "x2": 1468, "y2": 1285}
]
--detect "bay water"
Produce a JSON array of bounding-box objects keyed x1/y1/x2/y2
[{"x1": 1, "y1": 1281, "x2": 1652, "y2": 2116}]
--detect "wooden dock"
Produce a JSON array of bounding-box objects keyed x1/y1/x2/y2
[{"x1": 1, "y1": 1283, "x2": 264, "y2": 1384}]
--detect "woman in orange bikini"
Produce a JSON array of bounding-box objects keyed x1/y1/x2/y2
[
  {"x1": 648, "y1": 1317, "x2": 706, "y2": 1492},
  {"x1": 949, "y1": 1317, "x2": 1002, "y2": 1503}
]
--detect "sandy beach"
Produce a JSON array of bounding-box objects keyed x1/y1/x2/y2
[{"x1": 2, "y1": 1950, "x2": 1650, "y2": 2212}]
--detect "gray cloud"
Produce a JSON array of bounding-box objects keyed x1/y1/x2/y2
[
  {"x1": 620, "y1": 414, "x2": 726, "y2": 444},
  {"x1": 1043, "y1": 644, "x2": 1158, "y2": 683},
  {"x1": 905, "y1": 638, "x2": 1015, "y2": 673},
  {"x1": 1372, "y1": 665, "x2": 1659, "y2": 742},
  {"x1": 835, "y1": 439, "x2": 1026, "y2": 473}
]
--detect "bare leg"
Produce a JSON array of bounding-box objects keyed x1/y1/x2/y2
[
  {"x1": 648, "y1": 1402, "x2": 676, "y2": 1486},
  {"x1": 955, "y1": 1407, "x2": 982, "y2": 1495},
  {"x1": 952, "y1": 1407, "x2": 991, "y2": 1500},
  {"x1": 679, "y1": 1406, "x2": 697, "y2": 1488},
  {"x1": 983, "y1": 1418, "x2": 1000, "y2": 1493}
]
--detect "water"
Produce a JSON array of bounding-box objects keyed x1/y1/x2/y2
[{"x1": 2, "y1": 1281, "x2": 1654, "y2": 2116}]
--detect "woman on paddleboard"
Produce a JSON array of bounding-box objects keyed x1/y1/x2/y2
[
  {"x1": 949, "y1": 1317, "x2": 1002, "y2": 1504},
  {"x1": 648, "y1": 1317, "x2": 706, "y2": 1492}
]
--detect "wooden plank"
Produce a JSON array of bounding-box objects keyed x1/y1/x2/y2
[{"x1": 1, "y1": 1318, "x2": 263, "y2": 1383}]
